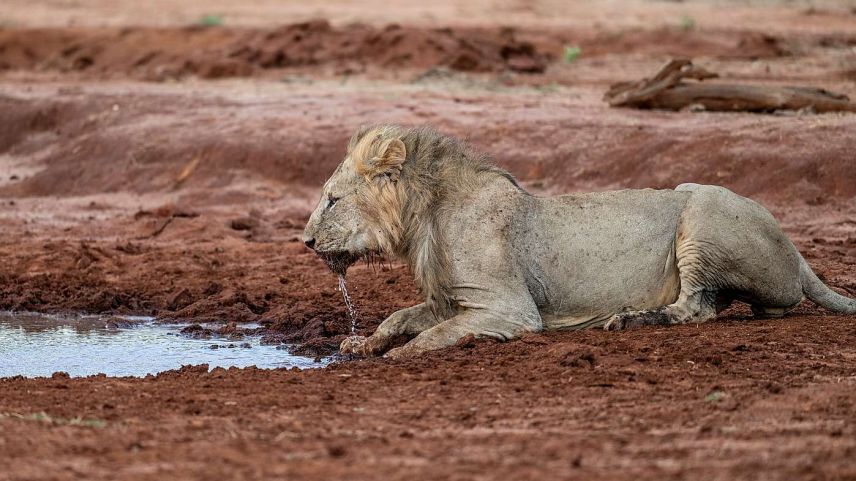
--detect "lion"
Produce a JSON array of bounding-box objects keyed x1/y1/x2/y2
[{"x1": 302, "y1": 124, "x2": 856, "y2": 358}]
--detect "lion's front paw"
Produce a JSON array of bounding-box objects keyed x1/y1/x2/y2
[
  {"x1": 340, "y1": 334, "x2": 394, "y2": 356},
  {"x1": 339, "y1": 335, "x2": 368, "y2": 355}
]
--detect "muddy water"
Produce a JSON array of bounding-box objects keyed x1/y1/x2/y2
[{"x1": 0, "y1": 312, "x2": 328, "y2": 378}]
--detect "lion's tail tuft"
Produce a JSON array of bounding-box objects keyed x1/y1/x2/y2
[{"x1": 800, "y1": 255, "x2": 856, "y2": 314}]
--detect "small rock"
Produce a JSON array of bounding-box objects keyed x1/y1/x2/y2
[
  {"x1": 559, "y1": 351, "x2": 597, "y2": 368},
  {"x1": 203, "y1": 281, "x2": 222, "y2": 296},
  {"x1": 181, "y1": 324, "x2": 213, "y2": 339},
  {"x1": 327, "y1": 444, "x2": 347, "y2": 458},
  {"x1": 229, "y1": 217, "x2": 259, "y2": 231},
  {"x1": 168, "y1": 288, "x2": 194, "y2": 311}
]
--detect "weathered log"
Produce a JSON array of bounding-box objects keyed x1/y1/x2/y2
[{"x1": 604, "y1": 59, "x2": 856, "y2": 113}]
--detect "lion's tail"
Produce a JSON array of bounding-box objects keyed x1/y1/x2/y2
[{"x1": 799, "y1": 255, "x2": 856, "y2": 314}]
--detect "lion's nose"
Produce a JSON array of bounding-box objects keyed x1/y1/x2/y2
[{"x1": 303, "y1": 237, "x2": 316, "y2": 250}]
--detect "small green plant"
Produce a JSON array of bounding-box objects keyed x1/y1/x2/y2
[
  {"x1": 199, "y1": 14, "x2": 224, "y2": 27},
  {"x1": 680, "y1": 14, "x2": 696, "y2": 31},
  {"x1": 535, "y1": 82, "x2": 561, "y2": 93},
  {"x1": 563, "y1": 45, "x2": 582, "y2": 64},
  {"x1": 704, "y1": 389, "x2": 725, "y2": 403}
]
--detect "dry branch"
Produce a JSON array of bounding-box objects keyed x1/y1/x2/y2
[{"x1": 604, "y1": 59, "x2": 856, "y2": 113}]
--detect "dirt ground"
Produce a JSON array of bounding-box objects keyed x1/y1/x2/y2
[{"x1": 1, "y1": 1, "x2": 856, "y2": 479}]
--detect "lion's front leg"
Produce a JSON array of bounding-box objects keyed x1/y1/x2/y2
[
  {"x1": 385, "y1": 308, "x2": 541, "y2": 359},
  {"x1": 340, "y1": 303, "x2": 438, "y2": 356}
]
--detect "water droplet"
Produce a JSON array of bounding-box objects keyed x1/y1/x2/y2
[{"x1": 337, "y1": 274, "x2": 359, "y2": 335}]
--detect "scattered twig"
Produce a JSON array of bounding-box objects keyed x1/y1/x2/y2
[
  {"x1": 175, "y1": 155, "x2": 201, "y2": 188},
  {"x1": 147, "y1": 216, "x2": 175, "y2": 238}
]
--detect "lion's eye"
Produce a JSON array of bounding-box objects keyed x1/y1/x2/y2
[{"x1": 326, "y1": 196, "x2": 339, "y2": 209}]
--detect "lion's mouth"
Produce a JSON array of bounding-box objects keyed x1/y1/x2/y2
[{"x1": 318, "y1": 251, "x2": 361, "y2": 275}]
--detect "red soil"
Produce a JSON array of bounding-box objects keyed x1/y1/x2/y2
[
  {"x1": 0, "y1": 22, "x2": 804, "y2": 81},
  {"x1": 1, "y1": 1, "x2": 855, "y2": 479},
  {"x1": 2, "y1": 315, "x2": 856, "y2": 480}
]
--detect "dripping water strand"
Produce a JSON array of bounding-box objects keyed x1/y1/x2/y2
[{"x1": 337, "y1": 275, "x2": 358, "y2": 335}]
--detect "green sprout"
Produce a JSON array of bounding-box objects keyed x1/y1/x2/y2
[
  {"x1": 704, "y1": 390, "x2": 725, "y2": 403},
  {"x1": 200, "y1": 14, "x2": 224, "y2": 27},
  {"x1": 563, "y1": 45, "x2": 582, "y2": 64},
  {"x1": 680, "y1": 14, "x2": 696, "y2": 31}
]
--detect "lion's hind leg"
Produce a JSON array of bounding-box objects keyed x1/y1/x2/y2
[
  {"x1": 606, "y1": 184, "x2": 806, "y2": 331},
  {"x1": 604, "y1": 288, "x2": 717, "y2": 331},
  {"x1": 605, "y1": 200, "x2": 721, "y2": 331}
]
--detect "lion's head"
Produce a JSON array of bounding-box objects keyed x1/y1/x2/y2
[
  {"x1": 303, "y1": 124, "x2": 511, "y2": 318},
  {"x1": 302, "y1": 125, "x2": 408, "y2": 274}
]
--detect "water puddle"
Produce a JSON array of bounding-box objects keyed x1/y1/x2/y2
[{"x1": 0, "y1": 312, "x2": 328, "y2": 378}]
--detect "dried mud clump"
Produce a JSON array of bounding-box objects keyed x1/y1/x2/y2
[{"x1": 0, "y1": 22, "x2": 550, "y2": 80}]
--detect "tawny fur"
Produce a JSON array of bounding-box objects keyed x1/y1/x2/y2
[{"x1": 346, "y1": 125, "x2": 517, "y2": 319}]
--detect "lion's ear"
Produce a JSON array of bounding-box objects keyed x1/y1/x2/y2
[{"x1": 362, "y1": 138, "x2": 406, "y2": 181}]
